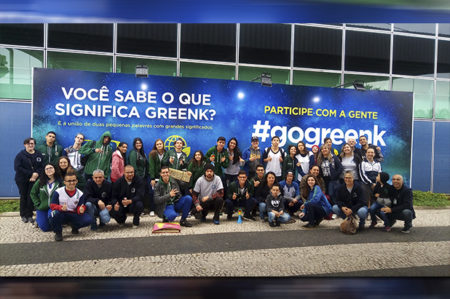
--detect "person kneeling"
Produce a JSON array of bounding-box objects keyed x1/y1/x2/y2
[
  {"x1": 299, "y1": 175, "x2": 332, "y2": 228},
  {"x1": 111, "y1": 165, "x2": 144, "y2": 228},
  {"x1": 154, "y1": 166, "x2": 193, "y2": 227},
  {"x1": 266, "y1": 184, "x2": 290, "y2": 227},
  {"x1": 49, "y1": 171, "x2": 92, "y2": 241}
]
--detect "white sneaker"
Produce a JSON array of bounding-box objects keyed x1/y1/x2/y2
[
  {"x1": 132, "y1": 224, "x2": 139, "y2": 229},
  {"x1": 149, "y1": 211, "x2": 155, "y2": 217}
]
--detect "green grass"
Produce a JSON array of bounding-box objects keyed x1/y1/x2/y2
[
  {"x1": 0, "y1": 200, "x2": 20, "y2": 213},
  {"x1": 413, "y1": 191, "x2": 450, "y2": 208}
]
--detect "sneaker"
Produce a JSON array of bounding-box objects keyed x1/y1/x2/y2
[
  {"x1": 303, "y1": 223, "x2": 314, "y2": 228},
  {"x1": 21, "y1": 216, "x2": 29, "y2": 223},
  {"x1": 401, "y1": 226, "x2": 412, "y2": 234},
  {"x1": 187, "y1": 212, "x2": 193, "y2": 218},
  {"x1": 28, "y1": 217, "x2": 34, "y2": 224},
  {"x1": 369, "y1": 222, "x2": 377, "y2": 228},
  {"x1": 275, "y1": 220, "x2": 281, "y2": 227},
  {"x1": 90, "y1": 224, "x2": 98, "y2": 231},
  {"x1": 201, "y1": 215, "x2": 207, "y2": 223},
  {"x1": 99, "y1": 222, "x2": 105, "y2": 228},
  {"x1": 269, "y1": 221, "x2": 276, "y2": 227},
  {"x1": 358, "y1": 223, "x2": 365, "y2": 232},
  {"x1": 227, "y1": 214, "x2": 233, "y2": 220},
  {"x1": 71, "y1": 227, "x2": 79, "y2": 234},
  {"x1": 286, "y1": 218, "x2": 296, "y2": 224},
  {"x1": 132, "y1": 224, "x2": 139, "y2": 229},
  {"x1": 54, "y1": 232, "x2": 63, "y2": 241},
  {"x1": 133, "y1": 216, "x2": 140, "y2": 226},
  {"x1": 213, "y1": 219, "x2": 220, "y2": 225},
  {"x1": 384, "y1": 226, "x2": 392, "y2": 232},
  {"x1": 243, "y1": 214, "x2": 256, "y2": 221},
  {"x1": 162, "y1": 216, "x2": 169, "y2": 223},
  {"x1": 149, "y1": 211, "x2": 155, "y2": 217},
  {"x1": 180, "y1": 220, "x2": 193, "y2": 227}
]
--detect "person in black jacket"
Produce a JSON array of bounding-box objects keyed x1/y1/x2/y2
[
  {"x1": 111, "y1": 165, "x2": 144, "y2": 227},
  {"x1": 84, "y1": 169, "x2": 113, "y2": 230},
  {"x1": 332, "y1": 171, "x2": 368, "y2": 231},
  {"x1": 381, "y1": 174, "x2": 415, "y2": 233},
  {"x1": 14, "y1": 137, "x2": 44, "y2": 223}
]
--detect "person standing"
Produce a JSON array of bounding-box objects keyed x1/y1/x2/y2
[
  {"x1": 263, "y1": 136, "x2": 285, "y2": 182},
  {"x1": 224, "y1": 137, "x2": 244, "y2": 189},
  {"x1": 111, "y1": 142, "x2": 128, "y2": 183},
  {"x1": 36, "y1": 131, "x2": 62, "y2": 166},
  {"x1": 14, "y1": 137, "x2": 44, "y2": 223},
  {"x1": 295, "y1": 141, "x2": 312, "y2": 181},
  {"x1": 64, "y1": 133, "x2": 85, "y2": 172},
  {"x1": 79, "y1": 131, "x2": 113, "y2": 181},
  {"x1": 205, "y1": 136, "x2": 229, "y2": 181},
  {"x1": 148, "y1": 138, "x2": 167, "y2": 216},
  {"x1": 242, "y1": 136, "x2": 263, "y2": 179},
  {"x1": 128, "y1": 137, "x2": 151, "y2": 214}
]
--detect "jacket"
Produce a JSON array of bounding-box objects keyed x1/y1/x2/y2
[
  {"x1": 30, "y1": 180, "x2": 62, "y2": 211},
  {"x1": 111, "y1": 175, "x2": 144, "y2": 206},
  {"x1": 266, "y1": 193, "x2": 285, "y2": 212},
  {"x1": 391, "y1": 184, "x2": 416, "y2": 218},
  {"x1": 128, "y1": 149, "x2": 148, "y2": 178},
  {"x1": 164, "y1": 149, "x2": 188, "y2": 170},
  {"x1": 226, "y1": 180, "x2": 254, "y2": 201},
  {"x1": 111, "y1": 150, "x2": 125, "y2": 183},
  {"x1": 242, "y1": 146, "x2": 263, "y2": 174},
  {"x1": 50, "y1": 187, "x2": 86, "y2": 214},
  {"x1": 36, "y1": 141, "x2": 62, "y2": 165},
  {"x1": 282, "y1": 155, "x2": 297, "y2": 179},
  {"x1": 79, "y1": 131, "x2": 113, "y2": 177},
  {"x1": 83, "y1": 179, "x2": 112, "y2": 207},
  {"x1": 148, "y1": 151, "x2": 167, "y2": 180},
  {"x1": 187, "y1": 160, "x2": 206, "y2": 189},
  {"x1": 335, "y1": 181, "x2": 367, "y2": 213},
  {"x1": 205, "y1": 146, "x2": 229, "y2": 177},
  {"x1": 319, "y1": 155, "x2": 343, "y2": 181},
  {"x1": 305, "y1": 185, "x2": 332, "y2": 215},
  {"x1": 153, "y1": 178, "x2": 182, "y2": 218},
  {"x1": 14, "y1": 149, "x2": 44, "y2": 183}
]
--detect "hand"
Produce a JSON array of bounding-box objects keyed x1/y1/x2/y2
[
  {"x1": 196, "y1": 205, "x2": 203, "y2": 212},
  {"x1": 62, "y1": 204, "x2": 67, "y2": 212},
  {"x1": 279, "y1": 211, "x2": 284, "y2": 216},
  {"x1": 343, "y1": 207, "x2": 352, "y2": 217},
  {"x1": 114, "y1": 202, "x2": 120, "y2": 211},
  {"x1": 106, "y1": 205, "x2": 112, "y2": 211},
  {"x1": 220, "y1": 156, "x2": 226, "y2": 163},
  {"x1": 296, "y1": 162, "x2": 301, "y2": 167},
  {"x1": 267, "y1": 156, "x2": 272, "y2": 162},
  {"x1": 169, "y1": 188, "x2": 178, "y2": 197},
  {"x1": 288, "y1": 202, "x2": 294, "y2": 207},
  {"x1": 300, "y1": 204, "x2": 305, "y2": 210},
  {"x1": 122, "y1": 199, "x2": 130, "y2": 207},
  {"x1": 189, "y1": 188, "x2": 193, "y2": 194},
  {"x1": 374, "y1": 193, "x2": 380, "y2": 198},
  {"x1": 31, "y1": 172, "x2": 39, "y2": 181},
  {"x1": 279, "y1": 156, "x2": 283, "y2": 162},
  {"x1": 299, "y1": 212, "x2": 305, "y2": 218},
  {"x1": 381, "y1": 207, "x2": 392, "y2": 214},
  {"x1": 95, "y1": 148, "x2": 102, "y2": 153},
  {"x1": 210, "y1": 156, "x2": 215, "y2": 162},
  {"x1": 169, "y1": 157, "x2": 174, "y2": 164},
  {"x1": 79, "y1": 206, "x2": 85, "y2": 214},
  {"x1": 249, "y1": 156, "x2": 256, "y2": 162},
  {"x1": 376, "y1": 146, "x2": 381, "y2": 152},
  {"x1": 246, "y1": 192, "x2": 250, "y2": 199},
  {"x1": 151, "y1": 180, "x2": 156, "y2": 187},
  {"x1": 98, "y1": 200, "x2": 105, "y2": 210},
  {"x1": 202, "y1": 196, "x2": 209, "y2": 203},
  {"x1": 232, "y1": 193, "x2": 237, "y2": 200},
  {"x1": 186, "y1": 171, "x2": 192, "y2": 176},
  {"x1": 180, "y1": 159, "x2": 184, "y2": 165}
]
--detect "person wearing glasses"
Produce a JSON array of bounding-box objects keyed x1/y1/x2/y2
[
  {"x1": 14, "y1": 137, "x2": 44, "y2": 224},
  {"x1": 49, "y1": 171, "x2": 92, "y2": 241}
]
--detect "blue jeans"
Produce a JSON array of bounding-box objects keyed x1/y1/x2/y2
[
  {"x1": 36, "y1": 209, "x2": 52, "y2": 232},
  {"x1": 268, "y1": 211, "x2": 291, "y2": 224},
  {"x1": 259, "y1": 202, "x2": 267, "y2": 220},
  {"x1": 332, "y1": 204, "x2": 368, "y2": 226},
  {"x1": 85, "y1": 202, "x2": 111, "y2": 227},
  {"x1": 369, "y1": 201, "x2": 388, "y2": 226},
  {"x1": 49, "y1": 210, "x2": 93, "y2": 234},
  {"x1": 164, "y1": 195, "x2": 192, "y2": 221}
]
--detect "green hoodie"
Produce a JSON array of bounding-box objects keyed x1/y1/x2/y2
[
  {"x1": 205, "y1": 146, "x2": 229, "y2": 178},
  {"x1": 36, "y1": 141, "x2": 62, "y2": 166},
  {"x1": 79, "y1": 131, "x2": 113, "y2": 177},
  {"x1": 30, "y1": 179, "x2": 62, "y2": 211}
]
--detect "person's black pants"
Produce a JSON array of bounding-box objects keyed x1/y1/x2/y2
[
  {"x1": 201, "y1": 197, "x2": 224, "y2": 221},
  {"x1": 111, "y1": 201, "x2": 144, "y2": 225},
  {"x1": 15, "y1": 180, "x2": 34, "y2": 218}
]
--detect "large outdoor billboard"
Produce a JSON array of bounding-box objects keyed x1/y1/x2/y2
[{"x1": 33, "y1": 68, "x2": 413, "y2": 184}]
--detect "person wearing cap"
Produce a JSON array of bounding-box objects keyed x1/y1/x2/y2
[
  {"x1": 192, "y1": 163, "x2": 224, "y2": 225},
  {"x1": 242, "y1": 136, "x2": 263, "y2": 179},
  {"x1": 381, "y1": 174, "x2": 415, "y2": 233},
  {"x1": 205, "y1": 137, "x2": 229, "y2": 182},
  {"x1": 369, "y1": 172, "x2": 394, "y2": 229}
]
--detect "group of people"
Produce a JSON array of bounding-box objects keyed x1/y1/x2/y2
[{"x1": 14, "y1": 130, "x2": 415, "y2": 242}]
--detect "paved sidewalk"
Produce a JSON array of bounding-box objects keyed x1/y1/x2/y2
[{"x1": 0, "y1": 208, "x2": 449, "y2": 276}]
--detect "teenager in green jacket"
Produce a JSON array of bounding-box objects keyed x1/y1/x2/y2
[
  {"x1": 163, "y1": 138, "x2": 188, "y2": 171},
  {"x1": 148, "y1": 138, "x2": 167, "y2": 187},
  {"x1": 79, "y1": 131, "x2": 113, "y2": 180},
  {"x1": 205, "y1": 136, "x2": 229, "y2": 179},
  {"x1": 187, "y1": 150, "x2": 207, "y2": 192},
  {"x1": 128, "y1": 137, "x2": 151, "y2": 214},
  {"x1": 30, "y1": 163, "x2": 62, "y2": 231},
  {"x1": 282, "y1": 145, "x2": 298, "y2": 180},
  {"x1": 36, "y1": 131, "x2": 63, "y2": 166}
]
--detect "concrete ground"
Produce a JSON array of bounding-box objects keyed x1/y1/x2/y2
[{"x1": 0, "y1": 208, "x2": 449, "y2": 277}]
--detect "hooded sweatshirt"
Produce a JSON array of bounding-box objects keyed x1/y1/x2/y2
[
  {"x1": 79, "y1": 131, "x2": 113, "y2": 177},
  {"x1": 36, "y1": 141, "x2": 62, "y2": 166}
]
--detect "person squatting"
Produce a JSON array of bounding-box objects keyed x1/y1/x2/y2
[{"x1": 15, "y1": 131, "x2": 415, "y2": 241}]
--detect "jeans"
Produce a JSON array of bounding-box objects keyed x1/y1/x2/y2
[
  {"x1": 332, "y1": 204, "x2": 368, "y2": 226},
  {"x1": 36, "y1": 209, "x2": 52, "y2": 232},
  {"x1": 268, "y1": 211, "x2": 290, "y2": 224},
  {"x1": 259, "y1": 202, "x2": 267, "y2": 220},
  {"x1": 164, "y1": 195, "x2": 192, "y2": 221},
  {"x1": 85, "y1": 202, "x2": 111, "y2": 227},
  {"x1": 369, "y1": 201, "x2": 388, "y2": 226},
  {"x1": 49, "y1": 210, "x2": 92, "y2": 234},
  {"x1": 387, "y1": 209, "x2": 413, "y2": 228}
]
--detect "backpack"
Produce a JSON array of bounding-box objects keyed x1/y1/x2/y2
[{"x1": 340, "y1": 215, "x2": 358, "y2": 234}]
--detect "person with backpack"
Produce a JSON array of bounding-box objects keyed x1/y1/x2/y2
[{"x1": 263, "y1": 136, "x2": 285, "y2": 182}]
